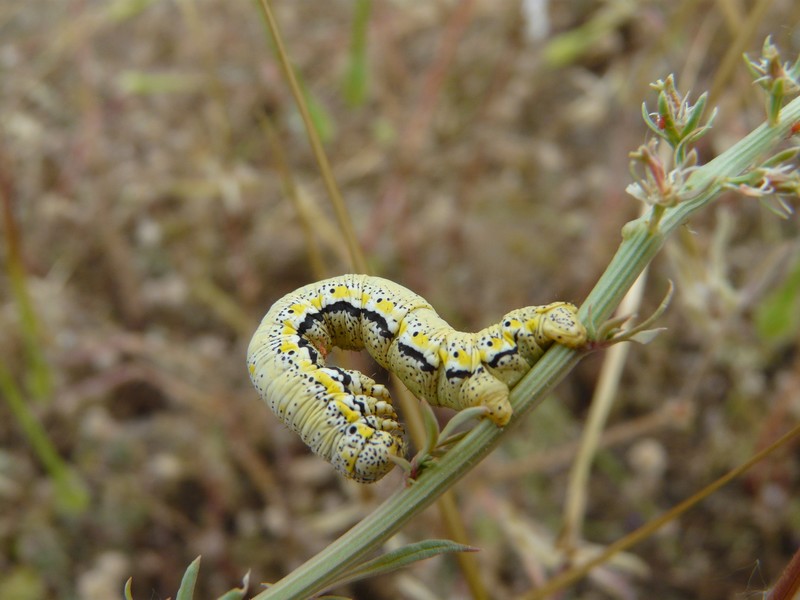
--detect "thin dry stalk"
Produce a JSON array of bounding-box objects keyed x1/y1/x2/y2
[{"x1": 558, "y1": 269, "x2": 649, "y2": 551}]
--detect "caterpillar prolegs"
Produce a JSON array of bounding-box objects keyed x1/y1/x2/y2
[{"x1": 247, "y1": 274, "x2": 587, "y2": 483}]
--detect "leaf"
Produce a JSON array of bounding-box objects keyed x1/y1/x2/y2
[
  {"x1": 216, "y1": 570, "x2": 251, "y2": 600},
  {"x1": 641, "y1": 102, "x2": 662, "y2": 137},
  {"x1": 0, "y1": 365, "x2": 89, "y2": 514},
  {"x1": 756, "y1": 256, "x2": 800, "y2": 343},
  {"x1": 124, "y1": 578, "x2": 134, "y2": 600},
  {"x1": 176, "y1": 556, "x2": 202, "y2": 600},
  {"x1": 601, "y1": 281, "x2": 673, "y2": 345},
  {"x1": 626, "y1": 328, "x2": 667, "y2": 345},
  {"x1": 303, "y1": 90, "x2": 336, "y2": 144},
  {"x1": 0, "y1": 566, "x2": 47, "y2": 600},
  {"x1": 342, "y1": 0, "x2": 372, "y2": 107},
  {"x1": 387, "y1": 453, "x2": 413, "y2": 475},
  {"x1": 330, "y1": 539, "x2": 478, "y2": 589},
  {"x1": 117, "y1": 71, "x2": 204, "y2": 95},
  {"x1": 438, "y1": 406, "x2": 489, "y2": 444},
  {"x1": 419, "y1": 398, "x2": 440, "y2": 456},
  {"x1": 107, "y1": 0, "x2": 159, "y2": 21}
]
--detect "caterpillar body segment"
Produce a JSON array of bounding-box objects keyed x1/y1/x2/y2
[{"x1": 247, "y1": 274, "x2": 586, "y2": 483}]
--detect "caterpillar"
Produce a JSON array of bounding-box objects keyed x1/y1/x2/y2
[{"x1": 247, "y1": 274, "x2": 586, "y2": 483}]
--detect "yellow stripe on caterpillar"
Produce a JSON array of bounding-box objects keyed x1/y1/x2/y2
[{"x1": 247, "y1": 274, "x2": 586, "y2": 483}]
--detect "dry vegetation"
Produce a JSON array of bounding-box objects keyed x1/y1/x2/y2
[{"x1": 1, "y1": 1, "x2": 799, "y2": 598}]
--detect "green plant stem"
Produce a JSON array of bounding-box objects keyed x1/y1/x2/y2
[
  {"x1": 0, "y1": 157, "x2": 52, "y2": 402},
  {"x1": 0, "y1": 365, "x2": 89, "y2": 513},
  {"x1": 343, "y1": 0, "x2": 371, "y2": 107},
  {"x1": 254, "y1": 97, "x2": 800, "y2": 600}
]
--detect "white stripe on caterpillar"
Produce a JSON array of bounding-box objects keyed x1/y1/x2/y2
[{"x1": 247, "y1": 274, "x2": 586, "y2": 483}]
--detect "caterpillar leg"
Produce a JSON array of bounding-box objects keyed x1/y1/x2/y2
[
  {"x1": 272, "y1": 364, "x2": 407, "y2": 483},
  {"x1": 308, "y1": 368, "x2": 406, "y2": 482},
  {"x1": 326, "y1": 395, "x2": 406, "y2": 483},
  {"x1": 325, "y1": 367, "x2": 398, "y2": 419},
  {"x1": 458, "y1": 367, "x2": 512, "y2": 427}
]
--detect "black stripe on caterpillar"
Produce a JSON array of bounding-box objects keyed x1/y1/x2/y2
[{"x1": 247, "y1": 274, "x2": 586, "y2": 483}]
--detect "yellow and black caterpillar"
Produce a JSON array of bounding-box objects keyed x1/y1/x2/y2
[{"x1": 247, "y1": 274, "x2": 586, "y2": 483}]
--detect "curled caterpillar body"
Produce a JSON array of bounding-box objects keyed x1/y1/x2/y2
[{"x1": 247, "y1": 274, "x2": 586, "y2": 483}]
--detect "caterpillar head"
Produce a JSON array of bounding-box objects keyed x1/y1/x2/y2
[
  {"x1": 333, "y1": 422, "x2": 407, "y2": 483},
  {"x1": 536, "y1": 302, "x2": 586, "y2": 348}
]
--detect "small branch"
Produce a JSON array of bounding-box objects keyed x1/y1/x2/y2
[
  {"x1": 255, "y1": 0, "x2": 369, "y2": 274},
  {"x1": 559, "y1": 268, "x2": 649, "y2": 550}
]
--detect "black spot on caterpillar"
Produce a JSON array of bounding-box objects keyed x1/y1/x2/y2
[{"x1": 247, "y1": 274, "x2": 586, "y2": 483}]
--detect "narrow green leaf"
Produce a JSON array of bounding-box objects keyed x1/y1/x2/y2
[
  {"x1": 343, "y1": 0, "x2": 371, "y2": 107},
  {"x1": 0, "y1": 365, "x2": 89, "y2": 514},
  {"x1": 124, "y1": 578, "x2": 134, "y2": 600},
  {"x1": 6, "y1": 241, "x2": 52, "y2": 402},
  {"x1": 768, "y1": 78, "x2": 784, "y2": 126},
  {"x1": 387, "y1": 453, "x2": 413, "y2": 475},
  {"x1": 331, "y1": 540, "x2": 478, "y2": 589},
  {"x1": 216, "y1": 570, "x2": 250, "y2": 600},
  {"x1": 763, "y1": 147, "x2": 800, "y2": 166},
  {"x1": 117, "y1": 71, "x2": 204, "y2": 95},
  {"x1": 303, "y1": 91, "x2": 335, "y2": 144},
  {"x1": 756, "y1": 256, "x2": 800, "y2": 343},
  {"x1": 0, "y1": 567, "x2": 46, "y2": 600},
  {"x1": 54, "y1": 468, "x2": 91, "y2": 515},
  {"x1": 541, "y1": 3, "x2": 634, "y2": 68},
  {"x1": 632, "y1": 280, "x2": 674, "y2": 331},
  {"x1": 176, "y1": 556, "x2": 202, "y2": 600},
  {"x1": 419, "y1": 398, "x2": 440, "y2": 456},
  {"x1": 107, "y1": 0, "x2": 159, "y2": 21},
  {"x1": 683, "y1": 92, "x2": 708, "y2": 135},
  {"x1": 641, "y1": 102, "x2": 663, "y2": 137},
  {"x1": 438, "y1": 406, "x2": 489, "y2": 444},
  {"x1": 432, "y1": 429, "x2": 469, "y2": 451},
  {"x1": 254, "y1": 1, "x2": 335, "y2": 144},
  {"x1": 626, "y1": 328, "x2": 667, "y2": 345}
]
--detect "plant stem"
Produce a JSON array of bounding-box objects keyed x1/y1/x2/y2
[
  {"x1": 255, "y1": 0, "x2": 369, "y2": 274},
  {"x1": 560, "y1": 268, "x2": 649, "y2": 549},
  {"x1": 0, "y1": 150, "x2": 52, "y2": 402},
  {"x1": 254, "y1": 96, "x2": 800, "y2": 600},
  {"x1": 524, "y1": 420, "x2": 800, "y2": 600},
  {"x1": 0, "y1": 365, "x2": 89, "y2": 513}
]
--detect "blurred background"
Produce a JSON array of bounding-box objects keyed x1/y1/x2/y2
[{"x1": 1, "y1": 0, "x2": 799, "y2": 598}]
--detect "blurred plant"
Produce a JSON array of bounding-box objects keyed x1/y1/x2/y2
[
  {"x1": 0, "y1": 156, "x2": 89, "y2": 514},
  {"x1": 756, "y1": 254, "x2": 800, "y2": 345},
  {"x1": 255, "y1": 0, "x2": 365, "y2": 273},
  {"x1": 765, "y1": 546, "x2": 800, "y2": 600},
  {"x1": 541, "y1": 1, "x2": 637, "y2": 68},
  {"x1": 0, "y1": 160, "x2": 52, "y2": 402},
  {"x1": 125, "y1": 557, "x2": 249, "y2": 600},
  {"x1": 342, "y1": 0, "x2": 372, "y2": 107},
  {"x1": 745, "y1": 36, "x2": 800, "y2": 126}
]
